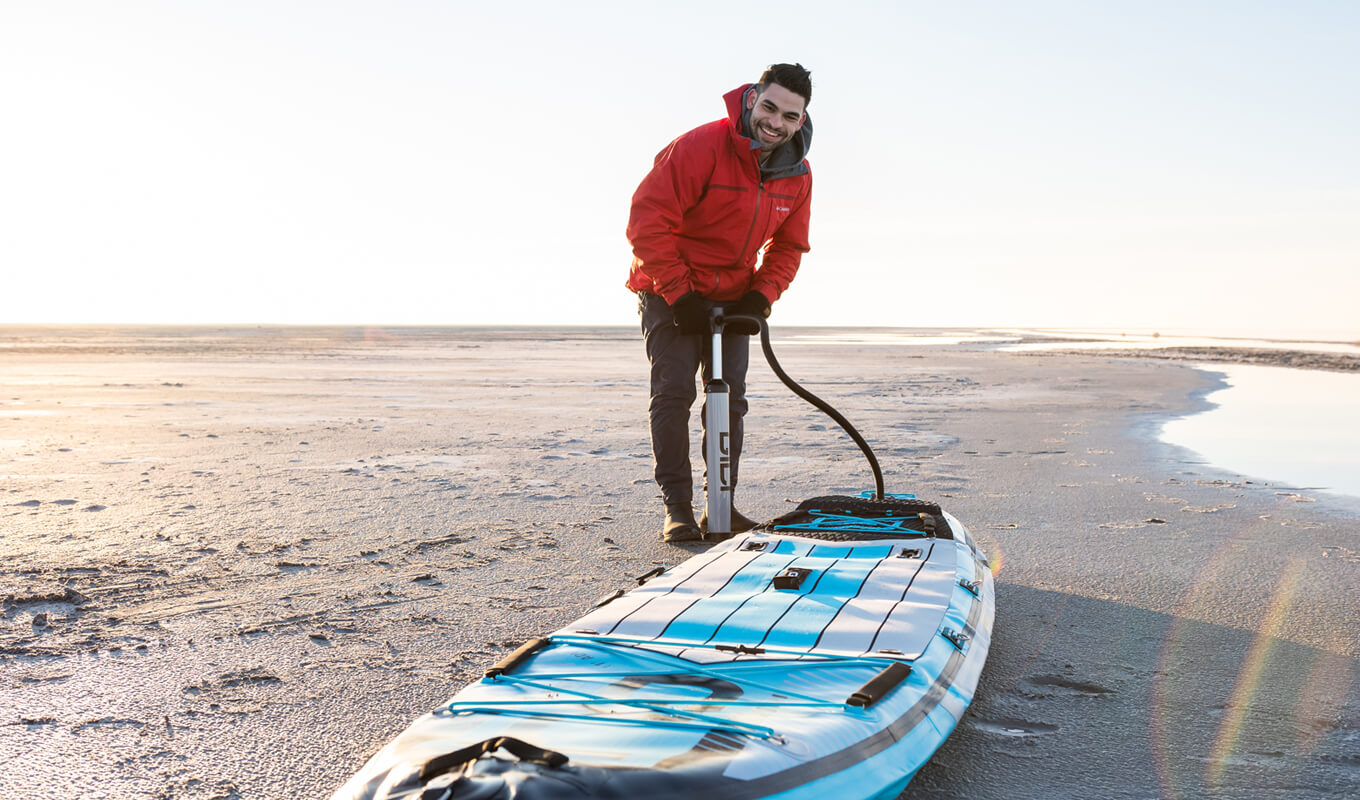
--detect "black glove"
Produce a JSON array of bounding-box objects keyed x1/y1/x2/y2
[
  {"x1": 671, "y1": 291, "x2": 710, "y2": 335},
  {"x1": 725, "y1": 291, "x2": 771, "y2": 335}
]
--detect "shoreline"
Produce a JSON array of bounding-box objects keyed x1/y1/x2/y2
[
  {"x1": 1068, "y1": 346, "x2": 1360, "y2": 373},
  {"x1": 4, "y1": 322, "x2": 1357, "y2": 372},
  {"x1": 2, "y1": 329, "x2": 1357, "y2": 799}
]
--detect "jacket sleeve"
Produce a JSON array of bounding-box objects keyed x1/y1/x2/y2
[
  {"x1": 626, "y1": 130, "x2": 717, "y2": 304},
  {"x1": 751, "y1": 173, "x2": 812, "y2": 304}
]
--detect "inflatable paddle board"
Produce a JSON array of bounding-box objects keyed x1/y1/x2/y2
[
  {"x1": 331, "y1": 312, "x2": 993, "y2": 799},
  {"x1": 331, "y1": 494, "x2": 993, "y2": 800}
]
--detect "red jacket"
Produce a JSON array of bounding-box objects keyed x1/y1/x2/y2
[{"x1": 626, "y1": 84, "x2": 812, "y2": 305}]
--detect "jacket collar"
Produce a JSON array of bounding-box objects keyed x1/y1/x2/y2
[{"x1": 723, "y1": 84, "x2": 812, "y2": 181}]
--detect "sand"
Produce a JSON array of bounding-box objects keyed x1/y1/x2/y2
[
  {"x1": 1084, "y1": 346, "x2": 1360, "y2": 373},
  {"x1": 1, "y1": 326, "x2": 1357, "y2": 800}
]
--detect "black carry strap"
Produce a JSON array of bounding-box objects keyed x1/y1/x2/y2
[
  {"x1": 419, "y1": 736, "x2": 569, "y2": 781},
  {"x1": 484, "y1": 637, "x2": 551, "y2": 678}
]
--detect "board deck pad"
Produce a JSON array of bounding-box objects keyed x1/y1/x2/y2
[{"x1": 571, "y1": 535, "x2": 955, "y2": 662}]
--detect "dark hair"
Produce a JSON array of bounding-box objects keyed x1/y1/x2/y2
[{"x1": 757, "y1": 63, "x2": 812, "y2": 107}]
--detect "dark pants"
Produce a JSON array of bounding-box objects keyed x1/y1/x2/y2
[{"x1": 639, "y1": 292, "x2": 750, "y2": 506}]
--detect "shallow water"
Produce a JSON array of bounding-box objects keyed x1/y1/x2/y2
[{"x1": 1160, "y1": 364, "x2": 1360, "y2": 499}]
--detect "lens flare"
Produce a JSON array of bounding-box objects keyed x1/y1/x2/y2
[
  {"x1": 985, "y1": 539, "x2": 1004, "y2": 577},
  {"x1": 1292, "y1": 650, "x2": 1355, "y2": 759},
  {"x1": 1203, "y1": 557, "x2": 1305, "y2": 787},
  {"x1": 1150, "y1": 516, "x2": 1271, "y2": 799}
]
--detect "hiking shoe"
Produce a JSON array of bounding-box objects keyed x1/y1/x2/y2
[{"x1": 662, "y1": 503, "x2": 701, "y2": 542}]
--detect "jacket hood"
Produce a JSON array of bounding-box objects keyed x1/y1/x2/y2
[{"x1": 723, "y1": 84, "x2": 812, "y2": 181}]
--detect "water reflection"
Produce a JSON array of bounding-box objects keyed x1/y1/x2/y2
[{"x1": 1160, "y1": 364, "x2": 1360, "y2": 498}]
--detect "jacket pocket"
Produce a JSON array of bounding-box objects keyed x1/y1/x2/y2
[{"x1": 760, "y1": 191, "x2": 798, "y2": 245}]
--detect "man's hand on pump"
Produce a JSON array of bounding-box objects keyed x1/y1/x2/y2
[{"x1": 723, "y1": 291, "x2": 771, "y2": 336}]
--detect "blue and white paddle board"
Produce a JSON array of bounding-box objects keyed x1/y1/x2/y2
[{"x1": 332, "y1": 494, "x2": 994, "y2": 800}]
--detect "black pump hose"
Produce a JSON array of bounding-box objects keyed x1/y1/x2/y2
[{"x1": 721, "y1": 313, "x2": 885, "y2": 500}]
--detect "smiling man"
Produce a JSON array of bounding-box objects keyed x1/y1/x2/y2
[{"x1": 625, "y1": 63, "x2": 814, "y2": 543}]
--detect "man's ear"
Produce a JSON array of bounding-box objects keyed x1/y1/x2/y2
[{"x1": 746, "y1": 88, "x2": 758, "y2": 109}]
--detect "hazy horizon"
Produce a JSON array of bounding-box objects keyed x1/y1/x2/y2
[{"x1": 3, "y1": 322, "x2": 1356, "y2": 346}]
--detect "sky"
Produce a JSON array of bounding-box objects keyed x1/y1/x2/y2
[{"x1": 2, "y1": 1, "x2": 1357, "y2": 337}]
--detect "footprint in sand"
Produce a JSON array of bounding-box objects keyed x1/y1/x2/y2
[
  {"x1": 1181, "y1": 503, "x2": 1236, "y2": 513},
  {"x1": 214, "y1": 667, "x2": 283, "y2": 688},
  {"x1": 1021, "y1": 674, "x2": 1117, "y2": 698}
]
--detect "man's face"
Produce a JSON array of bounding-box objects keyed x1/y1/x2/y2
[{"x1": 746, "y1": 83, "x2": 806, "y2": 152}]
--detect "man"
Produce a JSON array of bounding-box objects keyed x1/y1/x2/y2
[{"x1": 625, "y1": 63, "x2": 814, "y2": 543}]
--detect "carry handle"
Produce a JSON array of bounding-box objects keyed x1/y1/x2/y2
[
  {"x1": 484, "y1": 637, "x2": 550, "y2": 678},
  {"x1": 846, "y1": 662, "x2": 912, "y2": 708}
]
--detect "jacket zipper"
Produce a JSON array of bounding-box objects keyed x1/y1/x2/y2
[{"x1": 737, "y1": 179, "x2": 765, "y2": 273}]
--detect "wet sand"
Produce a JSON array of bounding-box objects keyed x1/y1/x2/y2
[
  {"x1": 1080, "y1": 346, "x2": 1360, "y2": 373},
  {"x1": 2, "y1": 326, "x2": 1357, "y2": 799}
]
